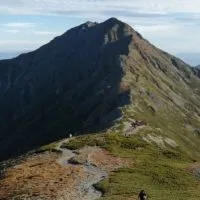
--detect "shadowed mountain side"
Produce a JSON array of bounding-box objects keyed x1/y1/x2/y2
[
  {"x1": 0, "y1": 18, "x2": 133, "y2": 160},
  {"x1": 193, "y1": 65, "x2": 200, "y2": 78},
  {"x1": 1, "y1": 18, "x2": 200, "y2": 161}
]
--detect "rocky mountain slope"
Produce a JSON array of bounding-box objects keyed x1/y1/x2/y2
[
  {"x1": 1, "y1": 17, "x2": 200, "y2": 200},
  {"x1": 0, "y1": 18, "x2": 200, "y2": 162}
]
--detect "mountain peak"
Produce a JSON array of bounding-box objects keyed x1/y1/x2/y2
[
  {"x1": 82, "y1": 21, "x2": 98, "y2": 29},
  {"x1": 1, "y1": 17, "x2": 200, "y2": 200},
  {"x1": 96, "y1": 17, "x2": 135, "y2": 44},
  {"x1": 103, "y1": 17, "x2": 134, "y2": 34},
  {"x1": 0, "y1": 18, "x2": 200, "y2": 161},
  {"x1": 58, "y1": 17, "x2": 135, "y2": 50},
  {"x1": 105, "y1": 17, "x2": 122, "y2": 23}
]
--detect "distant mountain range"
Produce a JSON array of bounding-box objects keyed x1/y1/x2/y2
[
  {"x1": 1, "y1": 51, "x2": 200, "y2": 67},
  {"x1": 195, "y1": 65, "x2": 200, "y2": 68},
  {"x1": 1, "y1": 50, "x2": 199, "y2": 67},
  {"x1": 0, "y1": 18, "x2": 200, "y2": 161},
  {"x1": 193, "y1": 65, "x2": 200, "y2": 78},
  {"x1": 0, "y1": 51, "x2": 28, "y2": 60},
  {"x1": 176, "y1": 52, "x2": 200, "y2": 66}
]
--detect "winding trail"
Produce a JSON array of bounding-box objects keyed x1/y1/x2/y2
[
  {"x1": 57, "y1": 141, "x2": 107, "y2": 200},
  {"x1": 0, "y1": 138, "x2": 129, "y2": 200}
]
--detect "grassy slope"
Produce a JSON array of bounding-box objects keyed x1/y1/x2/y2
[
  {"x1": 39, "y1": 75, "x2": 200, "y2": 199},
  {"x1": 60, "y1": 56, "x2": 200, "y2": 199},
  {"x1": 61, "y1": 75, "x2": 200, "y2": 199},
  {"x1": 41, "y1": 56, "x2": 200, "y2": 200},
  {"x1": 37, "y1": 31, "x2": 200, "y2": 199},
  {"x1": 62, "y1": 128, "x2": 200, "y2": 200}
]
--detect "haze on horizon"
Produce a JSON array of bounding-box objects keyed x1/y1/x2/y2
[{"x1": 0, "y1": 0, "x2": 200, "y2": 65}]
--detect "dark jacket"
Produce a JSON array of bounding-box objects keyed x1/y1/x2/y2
[{"x1": 138, "y1": 190, "x2": 147, "y2": 200}]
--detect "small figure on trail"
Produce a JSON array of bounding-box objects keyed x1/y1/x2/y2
[
  {"x1": 69, "y1": 133, "x2": 73, "y2": 138},
  {"x1": 138, "y1": 190, "x2": 148, "y2": 200}
]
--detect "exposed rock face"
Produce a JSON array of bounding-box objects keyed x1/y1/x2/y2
[{"x1": 0, "y1": 18, "x2": 200, "y2": 160}]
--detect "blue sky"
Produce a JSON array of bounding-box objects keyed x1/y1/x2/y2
[{"x1": 0, "y1": 0, "x2": 200, "y2": 64}]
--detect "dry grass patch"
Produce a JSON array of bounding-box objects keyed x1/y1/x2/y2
[{"x1": 0, "y1": 152, "x2": 84, "y2": 199}]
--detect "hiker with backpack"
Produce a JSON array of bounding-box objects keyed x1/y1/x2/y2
[{"x1": 138, "y1": 190, "x2": 148, "y2": 200}]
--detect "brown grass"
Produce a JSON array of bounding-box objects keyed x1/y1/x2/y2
[{"x1": 0, "y1": 152, "x2": 84, "y2": 200}]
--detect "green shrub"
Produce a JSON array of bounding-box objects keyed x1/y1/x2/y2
[
  {"x1": 61, "y1": 135, "x2": 106, "y2": 150},
  {"x1": 120, "y1": 138, "x2": 148, "y2": 150}
]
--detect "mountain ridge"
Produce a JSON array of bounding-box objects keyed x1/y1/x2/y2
[
  {"x1": 0, "y1": 18, "x2": 135, "y2": 160},
  {"x1": 0, "y1": 18, "x2": 200, "y2": 161},
  {"x1": 1, "y1": 17, "x2": 200, "y2": 200}
]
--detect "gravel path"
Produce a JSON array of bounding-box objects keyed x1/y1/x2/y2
[
  {"x1": 57, "y1": 142, "x2": 107, "y2": 200},
  {"x1": 76, "y1": 164, "x2": 107, "y2": 200}
]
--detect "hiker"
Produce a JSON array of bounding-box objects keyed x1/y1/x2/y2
[{"x1": 138, "y1": 190, "x2": 148, "y2": 200}]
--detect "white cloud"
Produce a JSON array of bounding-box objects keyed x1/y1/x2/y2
[
  {"x1": 3, "y1": 22, "x2": 36, "y2": 28},
  {"x1": 32, "y1": 30, "x2": 60, "y2": 35},
  {"x1": 0, "y1": 40, "x2": 39, "y2": 45},
  {"x1": 1, "y1": 0, "x2": 200, "y2": 16},
  {"x1": 134, "y1": 24, "x2": 178, "y2": 33},
  {"x1": 0, "y1": 0, "x2": 200, "y2": 55},
  {"x1": 4, "y1": 29, "x2": 20, "y2": 33},
  {"x1": 0, "y1": 40, "x2": 46, "y2": 51}
]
